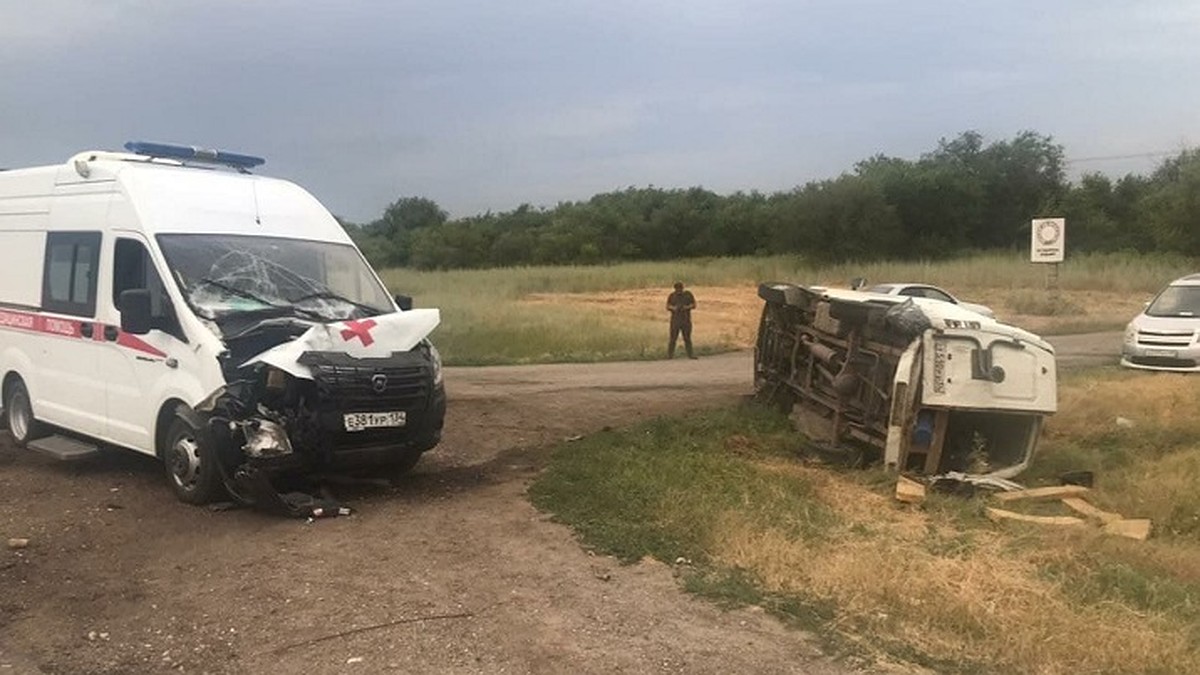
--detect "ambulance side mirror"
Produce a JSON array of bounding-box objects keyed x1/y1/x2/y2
[
  {"x1": 120, "y1": 289, "x2": 153, "y2": 335},
  {"x1": 394, "y1": 294, "x2": 413, "y2": 311}
]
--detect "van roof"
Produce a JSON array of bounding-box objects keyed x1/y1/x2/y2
[
  {"x1": 1171, "y1": 274, "x2": 1200, "y2": 286},
  {"x1": 0, "y1": 149, "x2": 351, "y2": 245},
  {"x1": 114, "y1": 161, "x2": 349, "y2": 243}
]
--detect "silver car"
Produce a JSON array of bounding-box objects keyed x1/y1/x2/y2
[
  {"x1": 866, "y1": 283, "x2": 996, "y2": 318},
  {"x1": 1121, "y1": 274, "x2": 1200, "y2": 372}
]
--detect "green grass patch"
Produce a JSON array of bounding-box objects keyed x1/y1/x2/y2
[{"x1": 528, "y1": 404, "x2": 836, "y2": 564}]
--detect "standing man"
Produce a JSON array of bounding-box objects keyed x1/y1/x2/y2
[{"x1": 666, "y1": 281, "x2": 697, "y2": 359}]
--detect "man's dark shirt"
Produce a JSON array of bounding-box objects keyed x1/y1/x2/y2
[{"x1": 667, "y1": 290, "x2": 696, "y2": 325}]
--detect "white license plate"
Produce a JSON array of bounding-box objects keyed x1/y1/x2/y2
[
  {"x1": 343, "y1": 411, "x2": 406, "y2": 432},
  {"x1": 1146, "y1": 348, "x2": 1178, "y2": 358}
]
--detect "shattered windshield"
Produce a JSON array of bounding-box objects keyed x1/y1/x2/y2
[
  {"x1": 1146, "y1": 285, "x2": 1200, "y2": 318},
  {"x1": 156, "y1": 234, "x2": 393, "y2": 321}
]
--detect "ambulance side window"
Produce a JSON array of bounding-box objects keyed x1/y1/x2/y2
[
  {"x1": 113, "y1": 238, "x2": 180, "y2": 337},
  {"x1": 114, "y1": 239, "x2": 155, "y2": 308},
  {"x1": 42, "y1": 232, "x2": 101, "y2": 317}
]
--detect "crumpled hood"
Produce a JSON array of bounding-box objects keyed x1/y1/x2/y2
[{"x1": 243, "y1": 309, "x2": 440, "y2": 378}]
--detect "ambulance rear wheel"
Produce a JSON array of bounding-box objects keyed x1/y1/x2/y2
[
  {"x1": 164, "y1": 415, "x2": 225, "y2": 505},
  {"x1": 5, "y1": 379, "x2": 45, "y2": 448}
]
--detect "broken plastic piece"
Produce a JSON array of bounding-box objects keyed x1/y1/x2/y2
[
  {"x1": 928, "y1": 471, "x2": 1024, "y2": 494},
  {"x1": 1059, "y1": 470, "x2": 1095, "y2": 488}
]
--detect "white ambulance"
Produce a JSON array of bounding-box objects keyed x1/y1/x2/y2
[{"x1": 0, "y1": 142, "x2": 445, "y2": 506}]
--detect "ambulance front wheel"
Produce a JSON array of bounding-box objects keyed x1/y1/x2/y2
[
  {"x1": 164, "y1": 413, "x2": 225, "y2": 505},
  {"x1": 5, "y1": 379, "x2": 45, "y2": 448}
]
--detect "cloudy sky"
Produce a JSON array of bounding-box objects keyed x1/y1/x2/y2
[{"x1": 2, "y1": 1, "x2": 1198, "y2": 222}]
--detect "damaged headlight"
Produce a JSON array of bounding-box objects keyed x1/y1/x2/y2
[
  {"x1": 429, "y1": 342, "x2": 444, "y2": 386},
  {"x1": 242, "y1": 418, "x2": 295, "y2": 459}
]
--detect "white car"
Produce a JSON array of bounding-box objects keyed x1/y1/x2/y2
[
  {"x1": 1121, "y1": 274, "x2": 1200, "y2": 372},
  {"x1": 866, "y1": 283, "x2": 995, "y2": 318}
]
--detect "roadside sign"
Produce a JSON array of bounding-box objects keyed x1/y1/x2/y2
[{"x1": 1030, "y1": 218, "x2": 1065, "y2": 263}]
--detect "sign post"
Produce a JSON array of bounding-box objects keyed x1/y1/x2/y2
[{"x1": 1030, "y1": 218, "x2": 1066, "y2": 294}]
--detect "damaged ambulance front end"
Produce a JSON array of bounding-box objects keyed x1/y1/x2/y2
[{"x1": 154, "y1": 233, "x2": 446, "y2": 511}]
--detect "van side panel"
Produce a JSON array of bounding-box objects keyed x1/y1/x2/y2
[
  {"x1": 0, "y1": 169, "x2": 53, "y2": 309},
  {"x1": 0, "y1": 232, "x2": 47, "y2": 308}
]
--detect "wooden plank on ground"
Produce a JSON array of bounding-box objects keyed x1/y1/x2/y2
[
  {"x1": 895, "y1": 476, "x2": 926, "y2": 504},
  {"x1": 1103, "y1": 519, "x2": 1152, "y2": 541},
  {"x1": 1061, "y1": 497, "x2": 1123, "y2": 524},
  {"x1": 994, "y1": 485, "x2": 1091, "y2": 503},
  {"x1": 922, "y1": 409, "x2": 951, "y2": 474},
  {"x1": 985, "y1": 507, "x2": 1085, "y2": 527}
]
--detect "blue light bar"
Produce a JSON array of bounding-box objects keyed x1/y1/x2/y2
[{"x1": 123, "y1": 141, "x2": 265, "y2": 169}]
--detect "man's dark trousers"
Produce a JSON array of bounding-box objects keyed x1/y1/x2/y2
[{"x1": 669, "y1": 318, "x2": 693, "y2": 358}]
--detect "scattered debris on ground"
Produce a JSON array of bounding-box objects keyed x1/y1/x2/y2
[
  {"x1": 993, "y1": 485, "x2": 1091, "y2": 503},
  {"x1": 894, "y1": 472, "x2": 1152, "y2": 541},
  {"x1": 1060, "y1": 497, "x2": 1122, "y2": 523},
  {"x1": 990, "y1": 486, "x2": 1151, "y2": 540},
  {"x1": 894, "y1": 476, "x2": 926, "y2": 504},
  {"x1": 985, "y1": 507, "x2": 1084, "y2": 526},
  {"x1": 1102, "y1": 518, "x2": 1153, "y2": 541}
]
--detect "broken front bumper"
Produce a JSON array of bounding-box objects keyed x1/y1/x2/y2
[
  {"x1": 207, "y1": 346, "x2": 448, "y2": 474},
  {"x1": 279, "y1": 348, "x2": 447, "y2": 470}
]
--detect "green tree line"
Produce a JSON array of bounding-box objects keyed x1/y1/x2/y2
[{"x1": 344, "y1": 131, "x2": 1200, "y2": 269}]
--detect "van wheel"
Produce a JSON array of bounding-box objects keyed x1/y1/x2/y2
[
  {"x1": 5, "y1": 380, "x2": 45, "y2": 448},
  {"x1": 164, "y1": 414, "x2": 225, "y2": 505}
]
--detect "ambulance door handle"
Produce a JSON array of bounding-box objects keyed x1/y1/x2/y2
[
  {"x1": 79, "y1": 323, "x2": 94, "y2": 339},
  {"x1": 104, "y1": 325, "x2": 119, "y2": 341}
]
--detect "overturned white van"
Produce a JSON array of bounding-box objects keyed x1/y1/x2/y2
[
  {"x1": 754, "y1": 283, "x2": 1057, "y2": 479},
  {"x1": 0, "y1": 142, "x2": 445, "y2": 508}
]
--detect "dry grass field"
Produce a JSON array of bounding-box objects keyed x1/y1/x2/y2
[
  {"x1": 381, "y1": 252, "x2": 1187, "y2": 364},
  {"x1": 523, "y1": 285, "x2": 1144, "y2": 353}
]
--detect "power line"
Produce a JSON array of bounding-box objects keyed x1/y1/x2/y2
[{"x1": 1065, "y1": 150, "x2": 1182, "y2": 165}]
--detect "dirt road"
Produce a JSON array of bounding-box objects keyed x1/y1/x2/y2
[{"x1": 0, "y1": 333, "x2": 1121, "y2": 674}]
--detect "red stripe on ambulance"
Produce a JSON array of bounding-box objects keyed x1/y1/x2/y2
[
  {"x1": 116, "y1": 332, "x2": 167, "y2": 358},
  {"x1": 0, "y1": 308, "x2": 165, "y2": 358}
]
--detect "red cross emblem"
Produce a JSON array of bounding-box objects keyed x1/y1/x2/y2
[{"x1": 340, "y1": 319, "x2": 377, "y2": 347}]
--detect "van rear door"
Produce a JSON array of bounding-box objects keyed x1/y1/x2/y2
[{"x1": 34, "y1": 231, "x2": 106, "y2": 437}]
